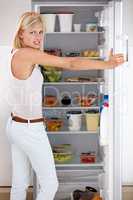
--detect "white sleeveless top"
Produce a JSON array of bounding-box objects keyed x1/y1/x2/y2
[{"x1": 8, "y1": 49, "x2": 44, "y2": 119}]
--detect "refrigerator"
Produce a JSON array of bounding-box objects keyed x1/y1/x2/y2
[{"x1": 31, "y1": 0, "x2": 127, "y2": 199}]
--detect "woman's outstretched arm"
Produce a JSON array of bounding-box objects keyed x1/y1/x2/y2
[{"x1": 13, "y1": 47, "x2": 124, "y2": 72}]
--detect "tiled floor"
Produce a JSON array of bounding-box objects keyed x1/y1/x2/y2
[{"x1": 0, "y1": 186, "x2": 132, "y2": 200}]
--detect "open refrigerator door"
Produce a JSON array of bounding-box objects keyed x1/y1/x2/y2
[{"x1": 100, "y1": 0, "x2": 127, "y2": 200}]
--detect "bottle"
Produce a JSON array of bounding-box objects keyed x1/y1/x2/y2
[
  {"x1": 61, "y1": 95, "x2": 71, "y2": 106},
  {"x1": 98, "y1": 45, "x2": 106, "y2": 60},
  {"x1": 100, "y1": 95, "x2": 109, "y2": 146}
]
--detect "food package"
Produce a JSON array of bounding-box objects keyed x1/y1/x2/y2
[
  {"x1": 46, "y1": 118, "x2": 63, "y2": 131},
  {"x1": 80, "y1": 50, "x2": 100, "y2": 58},
  {"x1": 53, "y1": 152, "x2": 73, "y2": 163},
  {"x1": 76, "y1": 94, "x2": 97, "y2": 107},
  {"x1": 43, "y1": 95, "x2": 58, "y2": 107},
  {"x1": 80, "y1": 152, "x2": 96, "y2": 163},
  {"x1": 52, "y1": 144, "x2": 73, "y2": 163}
]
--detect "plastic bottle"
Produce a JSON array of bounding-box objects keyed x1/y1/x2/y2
[{"x1": 100, "y1": 95, "x2": 109, "y2": 146}]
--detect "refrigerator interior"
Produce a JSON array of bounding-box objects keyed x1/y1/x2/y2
[{"x1": 32, "y1": 1, "x2": 122, "y2": 200}]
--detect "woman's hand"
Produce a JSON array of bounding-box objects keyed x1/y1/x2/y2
[{"x1": 107, "y1": 50, "x2": 125, "y2": 69}]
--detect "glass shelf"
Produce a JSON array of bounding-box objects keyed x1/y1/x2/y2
[
  {"x1": 43, "y1": 81, "x2": 104, "y2": 85},
  {"x1": 45, "y1": 31, "x2": 104, "y2": 34},
  {"x1": 55, "y1": 155, "x2": 103, "y2": 169},
  {"x1": 43, "y1": 106, "x2": 100, "y2": 110},
  {"x1": 47, "y1": 130, "x2": 99, "y2": 134}
]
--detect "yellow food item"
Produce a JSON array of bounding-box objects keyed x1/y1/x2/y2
[
  {"x1": 81, "y1": 50, "x2": 100, "y2": 57},
  {"x1": 53, "y1": 153, "x2": 73, "y2": 163},
  {"x1": 83, "y1": 50, "x2": 89, "y2": 57}
]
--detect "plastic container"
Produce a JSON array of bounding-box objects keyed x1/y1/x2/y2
[
  {"x1": 46, "y1": 118, "x2": 63, "y2": 132},
  {"x1": 53, "y1": 144, "x2": 73, "y2": 163},
  {"x1": 44, "y1": 71, "x2": 62, "y2": 82},
  {"x1": 80, "y1": 152, "x2": 96, "y2": 163},
  {"x1": 86, "y1": 23, "x2": 97, "y2": 32},
  {"x1": 67, "y1": 110, "x2": 82, "y2": 131},
  {"x1": 57, "y1": 13, "x2": 74, "y2": 32},
  {"x1": 41, "y1": 14, "x2": 56, "y2": 32},
  {"x1": 73, "y1": 24, "x2": 81, "y2": 32},
  {"x1": 85, "y1": 110, "x2": 99, "y2": 131}
]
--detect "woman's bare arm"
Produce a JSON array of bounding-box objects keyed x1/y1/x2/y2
[{"x1": 13, "y1": 47, "x2": 124, "y2": 73}]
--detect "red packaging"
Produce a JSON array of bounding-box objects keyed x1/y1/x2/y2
[{"x1": 80, "y1": 152, "x2": 96, "y2": 163}]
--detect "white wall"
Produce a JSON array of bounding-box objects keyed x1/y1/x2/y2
[
  {"x1": 0, "y1": 0, "x2": 31, "y2": 186},
  {"x1": 0, "y1": 0, "x2": 31, "y2": 46}
]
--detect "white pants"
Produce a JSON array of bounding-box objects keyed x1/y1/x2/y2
[{"x1": 6, "y1": 117, "x2": 59, "y2": 200}]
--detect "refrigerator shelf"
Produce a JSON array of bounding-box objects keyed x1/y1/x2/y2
[
  {"x1": 43, "y1": 81, "x2": 104, "y2": 85},
  {"x1": 55, "y1": 162, "x2": 104, "y2": 169},
  {"x1": 45, "y1": 31, "x2": 104, "y2": 34},
  {"x1": 43, "y1": 106, "x2": 100, "y2": 110},
  {"x1": 57, "y1": 169, "x2": 103, "y2": 174},
  {"x1": 47, "y1": 130, "x2": 99, "y2": 134},
  {"x1": 55, "y1": 155, "x2": 103, "y2": 169},
  {"x1": 57, "y1": 169, "x2": 104, "y2": 183}
]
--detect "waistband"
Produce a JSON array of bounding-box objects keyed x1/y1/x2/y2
[{"x1": 11, "y1": 113, "x2": 45, "y2": 123}]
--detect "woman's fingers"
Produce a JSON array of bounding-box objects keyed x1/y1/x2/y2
[
  {"x1": 114, "y1": 56, "x2": 125, "y2": 65},
  {"x1": 108, "y1": 52, "x2": 125, "y2": 68},
  {"x1": 114, "y1": 53, "x2": 124, "y2": 57},
  {"x1": 113, "y1": 54, "x2": 124, "y2": 60}
]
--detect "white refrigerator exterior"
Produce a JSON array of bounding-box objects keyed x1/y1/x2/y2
[
  {"x1": 106, "y1": 1, "x2": 124, "y2": 200},
  {"x1": 103, "y1": 1, "x2": 128, "y2": 199},
  {"x1": 122, "y1": 0, "x2": 133, "y2": 185}
]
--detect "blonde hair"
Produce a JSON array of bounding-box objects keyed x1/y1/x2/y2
[{"x1": 13, "y1": 12, "x2": 44, "y2": 48}]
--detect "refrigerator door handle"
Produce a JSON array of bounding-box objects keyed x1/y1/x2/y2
[
  {"x1": 122, "y1": 34, "x2": 129, "y2": 64},
  {"x1": 125, "y1": 35, "x2": 128, "y2": 62},
  {"x1": 115, "y1": 34, "x2": 128, "y2": 64}
]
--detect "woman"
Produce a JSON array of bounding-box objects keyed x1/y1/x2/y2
[{"x1": 6, "y1": 12, "x2": 124, "y2": 200}]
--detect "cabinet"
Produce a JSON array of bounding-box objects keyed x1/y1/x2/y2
[{"x1": 32, "y1": 1, "x2": 109, "y2": 199}]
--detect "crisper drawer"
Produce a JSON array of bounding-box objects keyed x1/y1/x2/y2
[
  {"x1": 57, "y1": 169, "x2": 103, "y2": 182},
  {"x1": 55, "y1": 170, "x2": 103, "y2": 200},
  {"x1": 55, "y1": 181, "x2": 99, "y2": 200}
]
